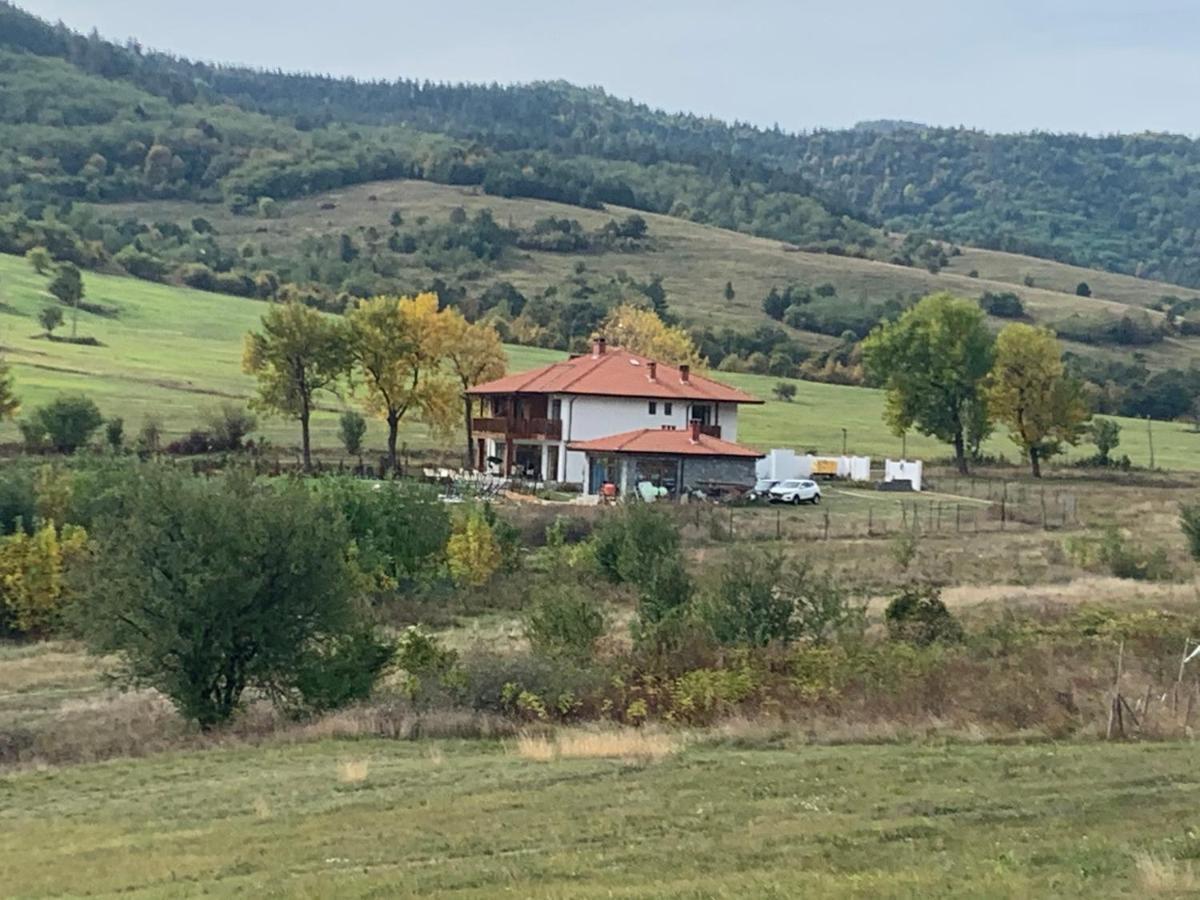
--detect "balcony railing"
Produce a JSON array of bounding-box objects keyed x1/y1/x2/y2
[
  {"x1": 473, "y1": 416, "x2": 563, "y2": 440},
  {"x1": 697, "y1": 424, "x2": 721, "y2": 439}
]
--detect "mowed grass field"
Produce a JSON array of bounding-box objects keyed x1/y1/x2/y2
[
  {"x1": 0, "y1": 252, "x2": 1197, "y2": 467},
  {"x1": 2, "y1": 734, "x2": 1198, "y2": 897},
  {"x1": 102, "y1": 179, "x2": 1200, "y2": 371}
]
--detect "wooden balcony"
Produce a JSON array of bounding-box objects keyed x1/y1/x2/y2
[
  {"x1": 473, "y1": 416, "x2": 563, "y2": 440},
  {"x1": 697, "y1": 424, "x2": 721, "y2": 439}
]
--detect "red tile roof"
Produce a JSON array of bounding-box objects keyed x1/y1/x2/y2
[
  {"x1": 467, "y1": 346, "x2": 760, "y2": 404},
  {"x1": 568, "y1": 427, "x2": 764, "y2": 458}
]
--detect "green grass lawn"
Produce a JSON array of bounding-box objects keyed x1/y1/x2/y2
[
  {"x1": 1, "y1": 736, "x2": 1196, "y2": 897},
  {"x1": 0, "y1": 252, "x2": 1196, "y2": 469}
]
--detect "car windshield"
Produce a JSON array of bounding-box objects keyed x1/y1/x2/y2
[{"x1": 778, "y1": 480, "x2": 804, "y2": 488}]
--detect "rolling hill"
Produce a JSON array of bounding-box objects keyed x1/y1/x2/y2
[
  {"x1": 0, "y1": 252, "x2": 1196, "y2": 470},
  {"x1": 100, "y1": 177, "x2": 1200, "y2": 373}
]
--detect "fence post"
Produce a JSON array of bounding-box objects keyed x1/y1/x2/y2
[
  {"x1": 955, "y1": 504, "x2": 961, "y2": 532},
  {"x1": 868, "y1": 505, "x2": 873, "y2": 536},
  {"x1": 776, "y1": 508, "x2": 782, "y2": 540},
  {"x1": 823, "y1": 508, "x2": 830, "y2": 540}
]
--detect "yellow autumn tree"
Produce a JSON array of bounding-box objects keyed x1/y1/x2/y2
[
  {"x1": 0, "y1": 522, "x2": 88, "y2": 636},
  {"x1": 446, "y1": 509, "x2": 501, "y2": 587},
  {"x1": 444, "y1": 312, "x2": 507, "y2": 467},
  {"x1": 345, "y1": 293, "x2": 460, "y2": 472},
  {"x1": 599, "y1": 304, "x2": 702, "y2": 367},
  {"x1": 988, "y1": 323, "x2": 1090, "y2": 477}
]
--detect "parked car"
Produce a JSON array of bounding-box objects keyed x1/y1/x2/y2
[
  {"x1": 746, "y1": 478, "x2": 778, "y2": 501},
  {"x1": 768, "y1": 478, "x2": 822, "y2": 505}
]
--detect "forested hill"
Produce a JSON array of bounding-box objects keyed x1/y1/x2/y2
[{"x1": 3, "y1": 0, "x2": 1200, "y2": 286}]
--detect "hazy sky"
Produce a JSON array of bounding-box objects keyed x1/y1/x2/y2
[{"x1": 17, "y1": 0, "x2": 1200, "y2": 135}]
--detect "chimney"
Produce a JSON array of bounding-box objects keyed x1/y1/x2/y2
[
  {"x1": 647, "y1": 361, "x2": 657, "y2": 381},
  {"x1": 679, "y1": 364, "x2": 690, "y2": 383},
  {"x1": 592, "y1": 335, "x2": 607, "y2": 358},
  {"x1": 690, "y1": 420, "x2": 700, "y2": 443}
]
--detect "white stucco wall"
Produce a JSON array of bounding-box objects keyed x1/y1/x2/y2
[{"x1": 481, "y1": 394, "x2": 744, "y2": 488}]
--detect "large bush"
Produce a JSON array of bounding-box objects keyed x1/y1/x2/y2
[
  {"x1": 312, "y1": 477, "x2": 449, "y2": 586},
  {"x1": 525, "y1": 582, "x2": 605, "y2": 660},
  {"x1": 70, "y1": 468, "x2": 393, "y2": 728},
  {"x1": 884, "y1": 585, "x2": 963, "y2": 645},
  {"x1": 27, "y1": 395, "x2": 103, "y2": 454}
]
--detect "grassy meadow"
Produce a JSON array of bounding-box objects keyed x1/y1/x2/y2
[
  {"x1": 0, "y1": 252, "x2": 1197, "y2": 468},
  {"x1": 3, "y1": 731, "x2": 1199, "y2": 897}
]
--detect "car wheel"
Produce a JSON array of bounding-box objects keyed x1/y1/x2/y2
[
  {"x1": 811, "y1": 494, "x2": 821, "y2": 504},
  {"x1": 791, "y1": 495, "x2": 802, "y2": 505}
]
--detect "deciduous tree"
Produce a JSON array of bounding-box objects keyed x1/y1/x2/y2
[
  {"x1": 38, "y1": 305, "x2": 63, "y2": 337},
  {"x1": 243, "y1": 302, "x2": 347, "y2": 470},
  {"x1": 345, "y1": 293, "x2": 459, "y2": 474},
  {"x1": 988, "y1": 323, "x2": 1090, "y2": 477},
  {"x1": 445, "y1": 314, "x2": 506, "y2": 467},
  {"x1": 861, "y1": 292, "x2": 993, "y2": 474},
  {"x1": 25, "y1": 246, "x2": 51, "y2": 276},
  {"x1": 47, "y1": 262, "x2": 83, "y2": 338},
  {"x1": 599, "y1": 304, "x2": 702, "y2": 367},
  {"x1": 70, "y1": 469, "x2": 391, "y2": 728}
]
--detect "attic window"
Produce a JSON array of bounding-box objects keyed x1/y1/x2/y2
[
  {"x1": 648, "y1": 401, "x2": 657, "y2": 415},
  {"x1": 664, "y1": 402, "x2": 673, "y2": 416}
]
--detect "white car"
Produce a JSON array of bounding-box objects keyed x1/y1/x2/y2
[{"x1": 768, "y1": 478, "x2": 822, "y2": 505}]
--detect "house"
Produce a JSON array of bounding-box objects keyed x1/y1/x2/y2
[{"x1": 467, "y1": 337, "x2": 763, "y2": 494}]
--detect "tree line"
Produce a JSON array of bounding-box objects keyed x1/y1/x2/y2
[{"x1": 863, "y1": 292, "x2": 1092, "y2": 477}]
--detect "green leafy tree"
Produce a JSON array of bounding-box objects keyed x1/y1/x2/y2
[
  {"x1": 1089, "y1": 417, "x2": 1121, "y2": 465},
  {"x1": 38, "y1": 305, "x2": 63, "y2": 337},
  {"x1": 70, "y1": 469, "x2": 392, "y2": 728},
  {"x1": 47, "y1": 263, "x2": 84, "y2": 338},
  {"x1": 0, "y1": 357, "x2": 20, "y2": 426},
  {"x1": 339, "y1": 409, "x2": 367, "y2": 457},
  {"x1": 988, "y1": 323, "x2": 1090, "y2": 477},
  {"x1": 772, "y1": 382, "x2": 797, "y2": 402},
  {"x1": 104, "y1": 417, "x2": 124, "y2": 452},
  {"x1": 862, "y1": 292, "x2": 994, "y2": 474},
  {"x1": 525, "y1": 583, "x2": 605, "y2": 660},
  {"x1": 1075, "y1": 282, "x2": 1092, "y2": 297},
  {"x1": 1180, "y1": 504, "x2": 1200, "y2": 562},
  {"x1": 29, "y1": 395, "x2": 102, "y2": 454},
  {"x1": 444, "y1": 312, "x2": 506, "y2": 467},
  {"x1": 243, "y1": 302, "x2": 348, "y2": 470},
  {"x1": 25, "y1": 246, "x2": 52, "y2": 276}
]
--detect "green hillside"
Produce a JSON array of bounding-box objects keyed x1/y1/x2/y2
[
  {"x1": 5, "y1": 2, "x2": 1200, "y2": 286},
  {"x1": 0, "y1": 253, "x2": 1195, "y2": 469},
  {"x1": 100, "y1": 177, "x2": 1200, "y2": 374}
]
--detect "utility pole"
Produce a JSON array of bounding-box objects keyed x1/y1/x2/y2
[
  {"x1": 1146, "y1": 416, "x2": 1155, "y2": 470},
  {"x1": 841, "y1": 427, "x2": 848, "y2": 456}
]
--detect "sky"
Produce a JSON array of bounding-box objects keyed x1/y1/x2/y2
[{"x1": 16, "y1": 0, "x2": 1200, "y2": 135}]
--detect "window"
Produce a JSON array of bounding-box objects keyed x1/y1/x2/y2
[
  {"x1": 664, "y1": 402, "x2": 673, "y2": 416},
  {"x1": 551, "y1": 399, "x2": 562, "y2": 421},
  {"x1": 648, "y1": 401, "x2": 657, "y2": 415}
]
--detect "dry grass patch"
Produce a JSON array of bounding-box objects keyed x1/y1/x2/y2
[
  {"x1": 515, "y1": 727, "x2": 681, "y2": 764},
  {"x1": 336, "y1": 759, "x2": 370, "y2": 784},
  {"x1": 1134, "y1": 852, "x2": 1197, "y2": 894}
]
